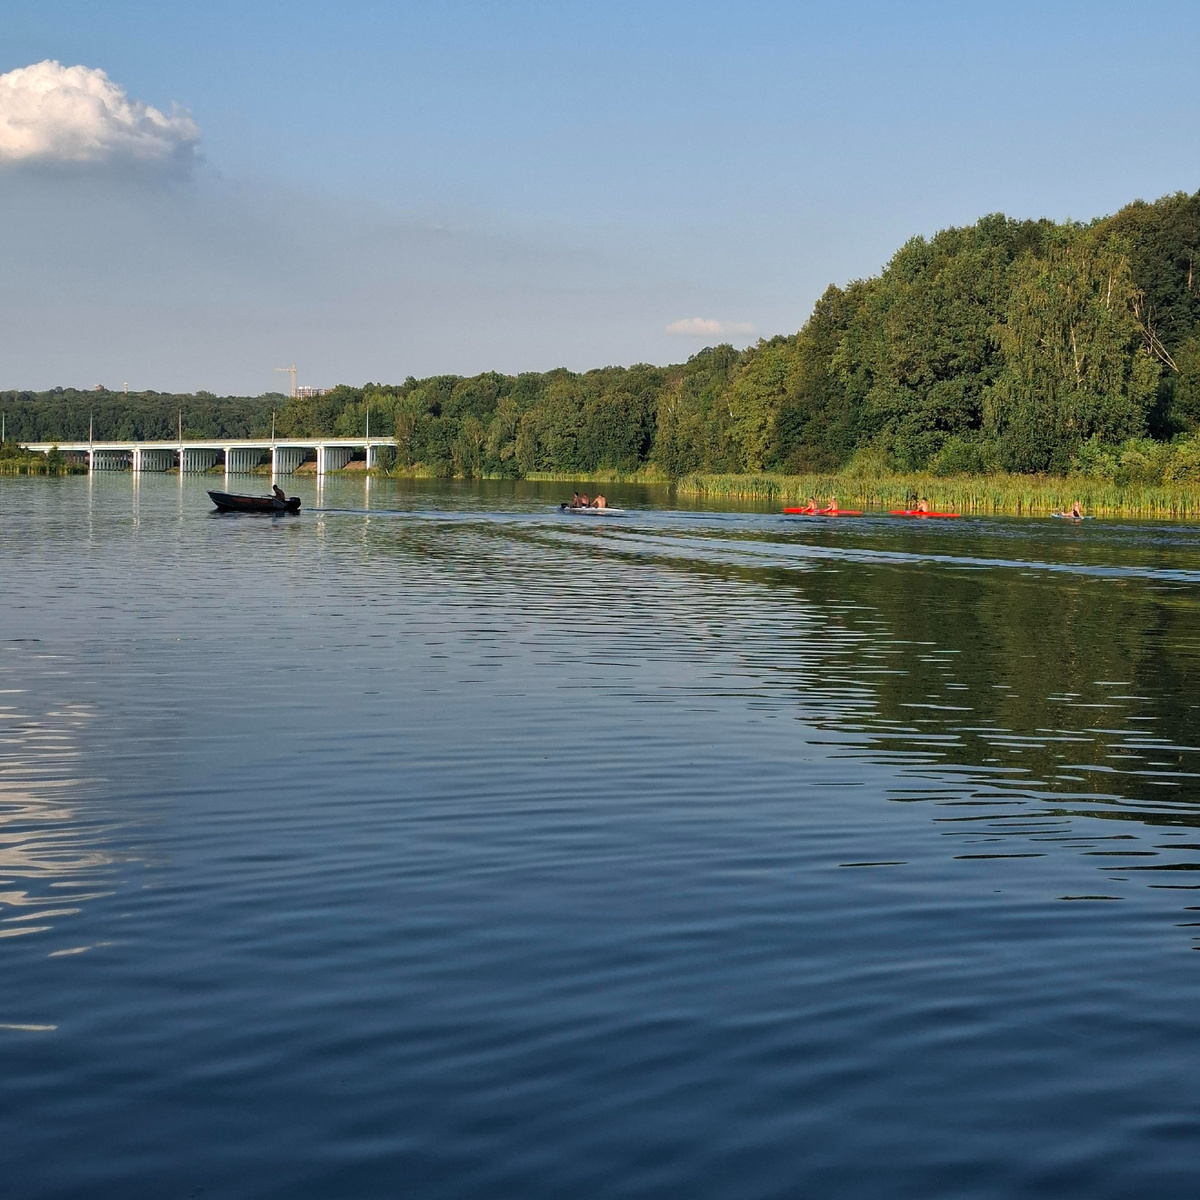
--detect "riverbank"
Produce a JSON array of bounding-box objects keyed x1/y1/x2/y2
[
  {"x1": 383, "y1": 465, "x2": 671, "y2": 484},
  {"x1": 675, "y1": 471, "x2": 1200, "y2": 518}
]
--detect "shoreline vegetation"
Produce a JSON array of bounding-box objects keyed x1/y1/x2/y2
[
  {"x1": 383, "y1": 463, "x2": 1200, "y2": 516},
  {"x1": 7, "y1": 188, "x2": 1200, "y2": 516},
  {"x1": 674, "y1": 470, "x2": 1200, "y2": 517},
  {"x1": 0, "y1": 444, "x2": 82, "y2": 475},
  {"x1": 3, "y1": 443, "x2": 1200, "y2": 516}
]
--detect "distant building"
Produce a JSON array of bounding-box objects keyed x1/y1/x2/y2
[{"x1": 295, "y1": 386, "x2": 331, "y2": 399}]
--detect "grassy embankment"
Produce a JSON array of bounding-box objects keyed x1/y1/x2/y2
[{"x1": 676, "y1": 471, "x2": 1200, "y2": 517}]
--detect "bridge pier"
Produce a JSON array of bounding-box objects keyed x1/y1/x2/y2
[
  {"x1": 89, "y1": 449, "x2": 130, "y2": 471},
  {"x1": 316, "y1": 445, "x2": 353, "y2": 475},
  {"x1": 272, "y1": 446, "x2": 307, "y2": 475},
  {"x1": 180, "y1": 448, "x2": 219, "y2": 474},
  {"x1": 132, "y1": 448, "x2": 174, "y2": 473},
  {"x1": 225, "y1": 447, "x2": 264, "y2": 474}
]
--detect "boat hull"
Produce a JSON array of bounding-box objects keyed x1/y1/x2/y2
[{"x1": 208, "y1": 490, "x2": 301, "y2": 514}]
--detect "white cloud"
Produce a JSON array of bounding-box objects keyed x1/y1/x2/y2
[
  {"x1": 666, "y1": 316, "x2": 755, "y2": 338},
  {"x1": 0, "y1": 60, "x2": 200, "y2": 170}
]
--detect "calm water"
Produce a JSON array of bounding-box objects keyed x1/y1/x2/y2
[{"x1": 4, "y1": 474, "x2": 1200, "y2": 1198}]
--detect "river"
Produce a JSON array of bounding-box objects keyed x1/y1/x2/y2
[{"x1": 4, "y1": 474, "x2": 1200, "y2": 1198}]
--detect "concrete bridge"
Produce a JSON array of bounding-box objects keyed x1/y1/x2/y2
[{"x1": 22, "y1": 437, "x2": 398, "y2": 475}]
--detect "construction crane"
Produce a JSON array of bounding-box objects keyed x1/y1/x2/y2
[{"x1": 274, "y1": 363, "x2": 298, "y2": 398}]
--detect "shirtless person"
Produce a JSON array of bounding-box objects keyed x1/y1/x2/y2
[{"x1": 593, "y1": 493, "x2": 607, "y2": 509}]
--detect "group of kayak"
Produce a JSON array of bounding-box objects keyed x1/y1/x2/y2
[
  {"x1": 554, "y1": 489, "x2": 1090, "y2": 521},
  {"x1": 784, "y1": 494, "x2": 959, "y2": 518},
  {"x1": 783, "y1": 495, "x2": 1089, "y2": 520}
]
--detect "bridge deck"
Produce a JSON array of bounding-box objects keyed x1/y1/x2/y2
[
  {"x1": 24, "y1": 437, "x2": 397, "y2": 452},
  {"x1": 20, "y1": 437, "x2": 398, "y2": 475}
]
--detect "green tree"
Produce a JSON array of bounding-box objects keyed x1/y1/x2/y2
[
  {"x1": 834, "y1": 216, "x2": 1050, "y2": 469},
  {"x1": 772, "y1": 282, "x2": 863, "y2": 471},
  {"x1": 985, "y1": 229, "x2": 1159, "y2": 471}
]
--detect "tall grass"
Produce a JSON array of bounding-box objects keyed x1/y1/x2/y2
[
  {"x1": 676, "y1": 470, "x2": 1200, "y2": 518},
  {"x1": 0, "y1": 454, "x2": 83, "y2": 477}
]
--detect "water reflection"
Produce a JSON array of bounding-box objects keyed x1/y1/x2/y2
[
  {"x1": 354, "y1": 506, "x2": 1200, "y2": 943},
  {"x1": 9, "y1": 475, "x2": 1200, "y2": 1194},
  {"x1": 0, "y1": 675, "x2": 116, "y2": 950}
]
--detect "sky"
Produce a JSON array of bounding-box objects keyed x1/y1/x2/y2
[{"x1": 2, "y1": 0, "x2": 1199, "y2": 395}]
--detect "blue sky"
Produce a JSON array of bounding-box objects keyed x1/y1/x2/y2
[{"x1": 2, "y1": 0, "x2": 1199, "y2": 393}]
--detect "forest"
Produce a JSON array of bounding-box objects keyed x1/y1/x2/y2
[{"x1": 7, "y1": 189, "x2": 1200, "y2": 485}]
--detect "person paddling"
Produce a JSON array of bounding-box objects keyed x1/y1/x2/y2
[
  {"x1": 827, "y1": 493, "x2": 839, "y2": 514},
  {"x1": 593, "y1": 493, "x2": 607, "y2": 509},
  {"x1": 569, "y1": 491, "x2": 583, "y2": 508},
  {"x1": 917, "y1": 497, "x2": 930, "y2": 513}
]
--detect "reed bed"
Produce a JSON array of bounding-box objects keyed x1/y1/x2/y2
[
  {"x1": 676, "y1": 471, "x2": 1200, "y2": 518},
  {"x1": 0, "y1": 456, "x2": 84, "y2": 476}
]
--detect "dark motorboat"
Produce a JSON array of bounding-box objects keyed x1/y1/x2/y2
[{"x1": 208, "y1": 490, "x2": 301, "y2": 514}]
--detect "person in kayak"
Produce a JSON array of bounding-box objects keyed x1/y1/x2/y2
[
  {"x1": 827, "y1": 494, "x2": 839, "y2": 514},
  {"x1": 805, "y1": 495, "x2": 819, "y2": 514},
  {"x1": 917, "y1": 497, "x2": 930, "y2": 513}
]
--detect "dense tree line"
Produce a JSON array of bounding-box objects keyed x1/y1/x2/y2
[
  {"x1": 8, "y1": 189, "x2": 1200, "y2": 479},
  {"x1": 0, "y1": 389, "x2": 278, "y2": 442}
]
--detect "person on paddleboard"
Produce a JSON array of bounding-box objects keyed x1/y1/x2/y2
[
  {"x1": 581, "y1": 492, "x2": 590, "y2": 507},
  {"x1": 593, "y1": 493, "x2": 607, "y2": 509},
  {"x1": 568, "y1": 491, "x2": 583, "y2": 508},
  {"x1": 1068, "y1": 500, "x2": 1083, "y2": 519}
]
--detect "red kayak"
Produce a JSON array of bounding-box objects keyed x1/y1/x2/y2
[
  {"x1": 783, "y1": 507, "x2": 863, "y2": 516},
  {"x1": 889, "y1": 510, "x2": 961, "y2": 518}
]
